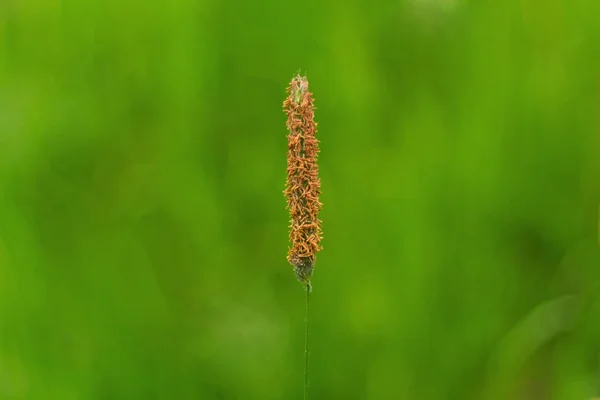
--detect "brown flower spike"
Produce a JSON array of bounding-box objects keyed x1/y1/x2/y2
[{"x1": 284, "y1": 75, "x2": 323, "y2": 285}]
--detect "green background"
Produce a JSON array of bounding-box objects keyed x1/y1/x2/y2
[{"x1": 2, "y1": 0, "x2": 600, "y2": 398}]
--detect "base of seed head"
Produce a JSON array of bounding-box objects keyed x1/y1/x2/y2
[{"x1": 290, "y1": 256, "x2": 314, "y2": 286}]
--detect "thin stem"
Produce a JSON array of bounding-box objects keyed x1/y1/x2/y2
[{"x1": 304, "y1": 282, "x2": 311, "y2": 400}]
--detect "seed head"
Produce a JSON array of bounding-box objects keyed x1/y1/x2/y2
[{"x1": 283, "y1": 75, "x2": 323, "y2": 284}]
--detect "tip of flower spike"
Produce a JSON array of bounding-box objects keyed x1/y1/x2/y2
[{"x1": 291, "y1": 75, "x2": 309, "y2": 106}]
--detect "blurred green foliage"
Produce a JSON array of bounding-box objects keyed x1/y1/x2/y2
[{"x1": 2, "y1": 0, "x2": 600, "y2": 398}]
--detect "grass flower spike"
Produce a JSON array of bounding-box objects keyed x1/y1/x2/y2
[{"x1": 283, "y1": 74, "x2": 323, "y2": 285}]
